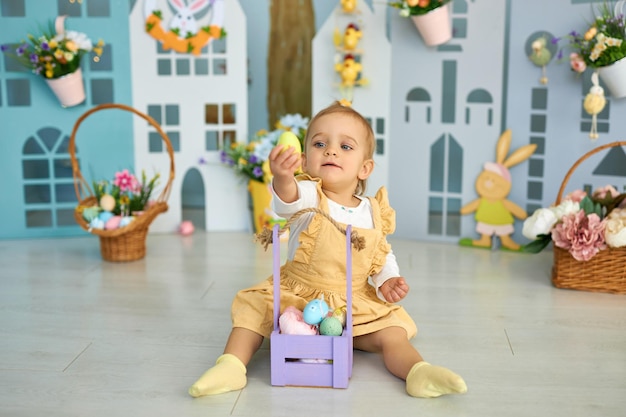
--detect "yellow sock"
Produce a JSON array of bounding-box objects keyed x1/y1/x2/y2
[
  {"x1": 188, "y1": 353, "x2": 247, "y2": 397},
  {"x1": 406, "y1": 361, "x2": 467, "y2": 398}
]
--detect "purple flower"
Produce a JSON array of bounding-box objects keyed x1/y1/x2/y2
[
  {"x1": 29, "y1": 53, "x2": 38, "y2": 63},
  {"x1": 16, "y1": 44, "x2": 27, "y2": 55},
  {"x1": 41, "y1": 42, "x2": 50, "y2": 51},
  {"x1": 248, "y1": 154, "x2": 259, "y2": 164},
  {"x1": 252, "y1": 166, "x2": 263, "y2": 178},
  {"x1": 0, "y1": 44, "x2": 9, "y2": 52}
]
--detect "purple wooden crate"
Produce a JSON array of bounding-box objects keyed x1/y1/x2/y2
[{"x1": 270, "y1": 223, "x2": 354, "y2": 388}]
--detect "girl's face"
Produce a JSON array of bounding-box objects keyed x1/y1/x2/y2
[{"x1": 302, "y1": 113, "x2": 373, "y2": 194}]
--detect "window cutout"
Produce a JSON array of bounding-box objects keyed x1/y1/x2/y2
[
  {"x1": 205, "y1": 104, "x2": 219, "y2": 124},
  {"x1": 452, "y1": 18, "x2": 467, "y2": 38},
  {"x1": 530, "y1": 136, "x2": 545, "y2": 155},
  {"x1": 23, "y1": 160, "x2": 49, "y2": 179},
  {"x1": 54, "y1": 158, "x2": 73, "y2": 178},
  {"x1": 528, "y1": 158, "x2": 544, "y2": 178},
  {"x1": 57, "y1": 0, "x2": 81, "y2": 16},
  {"x1": 376, "y1": 138, "x2": 384, "y2": 155},
  {"x1": 195, "y1": 58, "x2": 209, "y2": 75},
  {"x1": 1, "y1": 0, "x2": 25, "y2": 16},
  {"x1": 176, "y1": 58, "x2": 191, "y2": 75},
  {"x1": 149, "y1": 132, "x2": 163, "y2": 152},
  {"x1": 24, "y1": 184, "x2": 51, "y2": 204},
  {"x1": 213, "y1": 58, "x2": 226, "y2": 75},
  {"x1": 223, "y1": 130, "x2": 236, "y2": 145},
  {"x1": 531, "y1": 88, "x2": 548, "y2": 110},
  {"x1": 147, "y1": 105, "x2": 162, "y2": 124},
  {"x1": 165, "y1": 105, "x2": 179, "y2": 125},
  {"x1": 430, "y1": 136, "x2": 445, "y2": 192},
  {"x1": 91, "y1": 79, "x2": 114, "y2": 105},
  {"x1": 212, "y1": 37, "x2": 227, "y2": 53},
  {"x1": 26, "y1": 210, "x2": 52, "y2": 228},
  {"x1": 24, "y1": 137, "x2": 45, "y2": 154},
  {"x1": 376, "y1": 118, "x2": 385, "y2": 134},
  {"x1": 56, "y1": 135, "x2": 71, "y2": 154},
  {"x1": 206, "y1": 131, "x2": 218, "y2": 150},
  {"x1": 223, "y1": 103, "x2": 236, "y2": 124},
  {"x1": 158, "y1": 59, "x2": 172, "y2": 75},
  {"x1": 447, "y1": 136, "x2": 462, "y2": 193},
  {"x1": 90, "y1": 44, "x2": 112, "y2": 71},
  {"x1": 527, "y1": 181, "x2": 543, "y2": 200},
  {"x1": 167, "y1": 131, "x2": 180, "y2": 152},
  {"x1": 446, "y1": 198, "x2": 461, "y2": 236},
  {"x1": 7, "y1": 79, "x2": 30, "y2": 106},
  {"x1": 87, "y1": 0, "x2": 110, "y2": 16},
  {"x1": 39, "y1": 127, "x2": 61, "y2": 152},
  {"x1": 428, "y1": 197, "x2": 443, "y2": 235},
  {"x1": 530, "y1": 114, "x2": 546, "y2": 133},
  {"x1": 55, "y1": 184, "x2": 76, "y2": 203},
  {"x1": 56, "y1": 209, "x2": 76, "y2": 226}
]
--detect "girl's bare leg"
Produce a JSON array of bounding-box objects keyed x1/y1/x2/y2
[
  {"x1": 188, "y1": 328, "x2": 263, "y2": 397},
  {"x1": 354, "y1": 327, "x2": 467, "y2": 398}
]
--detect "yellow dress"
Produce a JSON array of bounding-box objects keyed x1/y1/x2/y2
[{"x1": 231, "y1": 178, "x2": 417, "y2": 339}]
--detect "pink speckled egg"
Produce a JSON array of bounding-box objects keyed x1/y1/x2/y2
[
  {"x1": 105, "y1": 215, "x2": 122, "y2": 230},
  {"x1": 179, "y1": 220, "x2": 194, "y2": 236}
]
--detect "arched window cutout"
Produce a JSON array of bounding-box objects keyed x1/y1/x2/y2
[
  {"x1": 467, "y1": 89, "x2": 492, "y2": 103},
  {"x1": 407, "y1": 88, "x2": 431, "y2": 102},
  {"x1": 593, "y1": 147, "x2": 626, "y2": 176},
  {"x1": 23, "y1": 137, "x2": 45, "y2": 154}
]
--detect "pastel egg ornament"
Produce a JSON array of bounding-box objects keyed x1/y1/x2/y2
[
  {"x1": 277, "y1": 131, "x2": 302, "y2": 155},
  {"x1": 319, "y1": 316, "x2": 343, "y2": 336},
  {"x1": 302, "y1": 297, "x2": 330, "y2": 326},
  {"x1": 99, "y1": 194, "x2": 116, "y2": 212},
  {"x1": 105, "y1": 215, "x2": 122, "y2": 230}
]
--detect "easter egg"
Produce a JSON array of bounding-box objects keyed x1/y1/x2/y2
[
  {"x1": 98, "y1": 211, "x2": 113, "y2": 223},
  {"x1": 82, "y1": 207, "x2": 101, "y2": 222},
  {"x1": 319, "y1": 316, "x2": 343, "y2": 336},
  {"x1": 179, "y1": 220, "x2": 194, "y2": 236},
  {"x1": 303, "y1": 298, "x2": 329, "y2": 325},
  {"x1": 105, "y1": 215, "x2": 122, "y2": 230},
  {"x1": 277, "y1": 131, "x2": 302, "y2": 154},
  {"x1": 100, "y1": 194, "x2": 116, "y2": 212},
  {"x1": 119, "y1": 216, "x2": 135, "y2": 228},
  {"x1": 332, "y1": 306, "x2": 347, "y2": 327},
  {"x1": 89, "y1": 218, "x2": 105, "y2": 230}
]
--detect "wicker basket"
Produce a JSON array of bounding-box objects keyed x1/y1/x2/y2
[
  {"x1": 69, "y1": 103, "x2": 175, "y2": 262},
  {"x1": 551, "y1": 141, "x2": 626, "y2": 294}
]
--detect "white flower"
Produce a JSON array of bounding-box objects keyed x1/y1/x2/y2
[
  {"x1": 63, "y1": 30, "x2": 93, "y2": 51},
  {"x1": 551, "y1": 200, "x2": 580, "y2": 221},
  {"x1": 252, "y1": 129, "x2": 281, "y2": 161},
  {"x1": 604, "y1": 217, "x2": 626, "y2": 247},
  {"x1": 279, "y1": 114, "x2": 309, "y2": 132},
  {"x1": 522, "y1": 208, "x2": 557, "y2": 239}
]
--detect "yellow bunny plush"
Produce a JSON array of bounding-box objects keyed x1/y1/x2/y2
[{"x1": 460, "y1": 130, "x2": 537, "y2": 250}]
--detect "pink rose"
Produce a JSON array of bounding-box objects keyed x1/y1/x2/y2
[
  {"x1": 592, "y1": 185, "x2": 620, "y2": 200},
  {"x1": 563, "y1": 189, "x2": 587, "y2": 203},
  {"x1": 569, "y1": 53, "x2": 586, "y2": 73},
  {"x1": 552, "y1": 210, "x2": 606, "y2": 261}
]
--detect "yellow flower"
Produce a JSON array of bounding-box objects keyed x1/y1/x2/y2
[
  {"x1": 256, "y1": 129, "x2": 268, "y2": 136},
  {"x1": 238, "y1": 157, "x2": 247, "y2": 166},
  {"x1": 48, "y1": 39, "x2": 58, "y2": 49},
  {"x1": 119, "y1": 195, "x2": 130, "y2": 206},
  {"x1": 64, "y1": 51, "x2": 74, "y2": 61},
  {"x1": 54, "y1": 49, "x2": 64, "y2": 60}
]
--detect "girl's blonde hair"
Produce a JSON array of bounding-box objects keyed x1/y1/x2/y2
[{"x1": 303, "y1": 101, "x2": 375, "y2": 195}]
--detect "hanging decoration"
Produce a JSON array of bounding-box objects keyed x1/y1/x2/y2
[
  {"x1": 143, "y1": 0, "x2": 225, "y2": 56},
  {"x1": 332, "y1": 3, "x2": 367, "y2": 106},
  {"x1": 528, "y1": 36, "x2": 551, "y2": 85},
  {"x1": 583, "y1": 71, "x2": 607, "y2": 141}
]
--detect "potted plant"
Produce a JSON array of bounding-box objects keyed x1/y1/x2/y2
[
  {"x1": 388, "y1": 0, "x2": 452, "y2": 46},
  {"x1": 1, "y1": 16, "x2": 104, "y2": 107},
  {"x1": 554, "y1": 1, "x2": 626, "y2": 97}
]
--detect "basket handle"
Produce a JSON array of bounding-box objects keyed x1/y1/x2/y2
[
  {"x1": 555, "y1": 141, "x2": 626, "y2": 204},
  {"x1": 69, "y1": 103, "x2": 176, "y2": 205}
]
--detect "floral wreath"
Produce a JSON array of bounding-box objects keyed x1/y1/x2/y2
[{"x1": 143, "y1": 0, "x2": 225, "y2": 56}]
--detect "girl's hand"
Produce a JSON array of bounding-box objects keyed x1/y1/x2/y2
[
  {"x1": 380, "y1": 277, "x2": 409, "y2": 303},
  {"x1": 269, "y1": 145, "x2": 301, "y2": 181}
]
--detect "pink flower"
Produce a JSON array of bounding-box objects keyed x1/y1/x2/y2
[
  {"x1": 113, "y1": 169, "x2": 138, "y2": 193},
  {"x1": 569, "y1": 53, "x2": 586, "y2": 73},
  {"x1": 592, "y1": 185, "x2": 620, "y2": 200},
  {"x1": 563, "y1": 189, "x2": 587, "y2": 203},
  {"x1": 552, "y1": 210, "x2": 606, "y2": 261}
]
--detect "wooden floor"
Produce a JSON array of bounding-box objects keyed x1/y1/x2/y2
[{"x1": 0, "y1": 231, "x2": 624, "y2": 417}]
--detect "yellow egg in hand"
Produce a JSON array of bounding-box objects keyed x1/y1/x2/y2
[{"x1": 277, "y1": 131, "x2": 302, "y2": 155}]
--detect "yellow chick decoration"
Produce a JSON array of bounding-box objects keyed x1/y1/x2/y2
[
  {"x1": 528, "y1": 37, "x2": 551, "y2": 85},
  {"x1": 340, "y1": 0, "x2": 358, "y2": 13},
  {"x1": 342, "y1": 23, "x2": 362, "y2": 52},
  {"x1": 584, "y1": 72, "x2": 606, "y2": 141},
  {"x1": 335, "y1": 54, "x2": 364, "y2": 88}
]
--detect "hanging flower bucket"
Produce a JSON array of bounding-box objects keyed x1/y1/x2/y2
[
  {"x1": 45, "y1": 67, "x2": 86, "y2": 107},
  {"x1": 248, "y1": 180, "x2": 286, "y2": 235},
  {"x1": 410, "y1": 3, "x2": 452, "y2": 46},
  {"x1": 597, "y1": 57, "x2": 626, "y2": 99}
]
